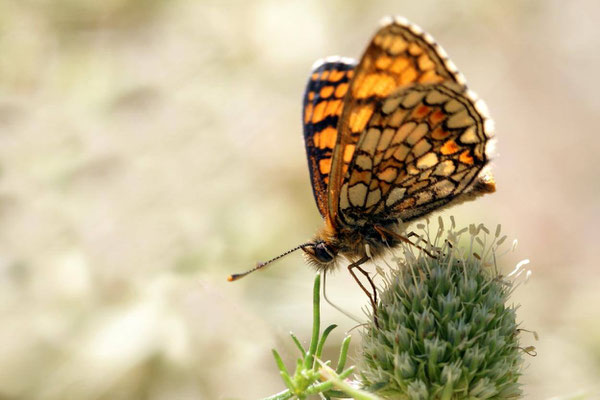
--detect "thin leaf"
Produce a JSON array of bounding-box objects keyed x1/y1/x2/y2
[
  {"x1": 336, "y1": 335, "x2": 352, "y2": 373},
  {"x1": 290, "y1": 332, "x2": 306, "y2": 356},
  {"x1": 271, "y1": 349, "x2": 294, "y2": 390},
  {"x1": 316, "y1": 324, "x2": 338, "y2": 358}
]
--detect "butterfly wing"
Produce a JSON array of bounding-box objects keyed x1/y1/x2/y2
[
  {"x1": 338, "y1": 81, "x2": 494, "y2": 226},
  {"x1": 302, "y1": 57, "x2": 356, "y2": 220},
  {"x1": 327, "y1": 17, "x2": 468, "y2": 224}
]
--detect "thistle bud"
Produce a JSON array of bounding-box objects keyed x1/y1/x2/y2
[{"x1": 360, "y1": 223, "x2": 526, "y2": 399}]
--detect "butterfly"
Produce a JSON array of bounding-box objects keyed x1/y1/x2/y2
[{"x1": 229, "y1": 16, "x2": 495, "y2": 309}]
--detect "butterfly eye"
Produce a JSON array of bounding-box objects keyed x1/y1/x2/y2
[{"x1": 314, "y1": 242, "x2": 336, "y2": 263}]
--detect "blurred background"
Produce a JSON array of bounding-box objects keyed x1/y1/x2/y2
[{"x1": 1, "y1": 0, "x2": 599, "y2": 398}]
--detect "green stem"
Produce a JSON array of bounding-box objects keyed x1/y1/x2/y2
[
  {"x1": 304, "y1": 367, "x2": 355, "y2": 395},
  {"x1": 318, "y1": 363, "x2": 383, "y2": 400}
]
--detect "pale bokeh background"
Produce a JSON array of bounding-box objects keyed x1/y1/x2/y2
[{"x1": 1, "y1": 0, "x2": 599, "y2": 399}]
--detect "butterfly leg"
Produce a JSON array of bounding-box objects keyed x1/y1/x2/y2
[
  {"x1": 375, "y1": 225, "x2": 436, "y2": 258},
  {"x1": 405, "y1": 231, "x2": 454, "y2": 255},
  {"x1": 347, "y1": 256, "x2": 380, "y2": 327},
  {"x1": 405, "y1": 231, "x2": 443, "y2": 255}
]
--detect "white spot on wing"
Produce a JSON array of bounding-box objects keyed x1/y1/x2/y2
[
  {"x1": 485, "y1": 138, "x2": 497, "y2": 158},
  {"x1": 393, "y1": 16, "x2": 409, "y2": 26},
  {"x1": 484, "y1": 119, "x2": 495, "y2": 137},
  {"x1": 434, "y1": 44, "x2": 448, "y2": 59},
  {"x1": 465, "y1": 89, "x2": 479, "y2": 102},
  {"x1": 445, "y1": 59, "x2": 458, "y2": 73},
  {"x1": 311, "y1": 56, "x2": 356, "y2": 71},
  {"x1": 474, "y1": 98, "x2": 490, "y2": 118},
  {"x1": 408, "y1": 22, "x2": 423, "y2": 35},
  {"x1": 454, "y1": 73, "x2": 467, "y2": 86},
  {"x1": 422, "y1": 33, "x2": 434, "y2": 44}
]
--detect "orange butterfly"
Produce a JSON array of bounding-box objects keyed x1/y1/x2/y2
[{"x1": 229, "y1": 17, "x2": 495, "y2": 308}]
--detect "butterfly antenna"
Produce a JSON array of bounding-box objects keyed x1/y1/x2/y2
[{"x1": 227, "y1": 243, "x2": 314, "y2": 282}]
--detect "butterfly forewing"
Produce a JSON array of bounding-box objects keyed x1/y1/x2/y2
[
  {"x1": 302, "y1": 58, "x2": 356, "y2": 220},
  {"x1": 327, "y1": 17, "x2": 469, "y2": 224}
]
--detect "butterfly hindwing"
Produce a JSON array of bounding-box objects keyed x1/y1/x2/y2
[
  {"x1": 302, "y1": 57, "x2": 356, "y2": 220},
  {"x1": 338, "y1": 82, "x2": 494, "y2": 226}
]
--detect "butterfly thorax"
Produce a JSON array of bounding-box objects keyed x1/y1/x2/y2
[{"x1": 302, "y1": 220, "x2": 403, "y2": 271}]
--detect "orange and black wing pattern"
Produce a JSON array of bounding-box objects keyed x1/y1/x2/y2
[
  {"x1": 327, "y1": 17, "x2": 471, "y2": 224},
  {"x1": 302, "y1": 57, "x2": 356, "y2": 220},
  {"x1": 338, "y1": 81, "x2": 495, "y2": 226},
  {"x1": 333, "y1": 17, "x2": 494, "y2": 227}
]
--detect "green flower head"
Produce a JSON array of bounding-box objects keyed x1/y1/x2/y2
[{"x1": 360, "y1": 219, "x2": 530, "y2": 400}]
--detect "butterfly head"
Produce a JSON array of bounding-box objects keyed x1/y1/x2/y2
[
  {"x1": 227, "y1": 232, "x2": 338, "y2": 281},
  {"x1": 302, "y1": 240, "x2": 339, "y2": 269}
]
